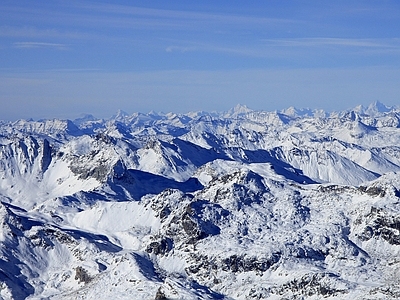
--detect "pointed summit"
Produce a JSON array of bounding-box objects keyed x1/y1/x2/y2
[
  {"x1": 112, "y1": 109, "x2": 130, "y2": 120},
  {"x1": 352, "y1": 104, "x2": 365, "y2": 114},
  {"x1": 225, "y1": 104, "x2": 253, "y2": 117},
  {"x1": 365, "y1": 101, "x2": 392, "y2": 116}
]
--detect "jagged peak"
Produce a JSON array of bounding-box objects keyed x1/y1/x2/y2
[
  {"x1": 112, "y1": 109, "x2": 131, "y2": 120},
  {"x1": 365, "y1": 100, "x2": 393, "y2": 116},
  {"x1": 348, "y1": 101, "x2": 395, "y2": 117},
  {"x1": 148, "y1": 110, "x2": 164, "y2": 117},
  {"x1": 224, "y1": 104, "x2": 253, "y2": 117}
]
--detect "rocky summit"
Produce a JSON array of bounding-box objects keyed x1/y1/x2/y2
[{"x1": 1, "y1": 102, "x2": 400, "y2": 299}]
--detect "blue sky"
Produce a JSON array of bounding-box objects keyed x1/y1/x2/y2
[{"x1": 1, "y1": 1, "x2": 400, "y2": 120}]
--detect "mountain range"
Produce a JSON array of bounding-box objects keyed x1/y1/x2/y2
[{"x1": 1, "y1": 101, "x2": 400, "y2": 299}]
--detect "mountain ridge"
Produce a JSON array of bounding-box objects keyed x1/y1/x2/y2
[{"x1": 1, "y1": 102, "x2": 400, "y2": 299}]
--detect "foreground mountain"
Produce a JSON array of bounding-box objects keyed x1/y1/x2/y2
[{"x1": 1, "y1": 101, "x2": 400, "y2": 299}]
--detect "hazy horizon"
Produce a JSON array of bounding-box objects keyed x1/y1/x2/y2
[{"x1": 1, "y1": 1, "x2": 400, "y2": 121}]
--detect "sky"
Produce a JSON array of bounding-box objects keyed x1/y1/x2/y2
[{"x1": 1, "y1": 0, "x2": 400, "y2": 121}]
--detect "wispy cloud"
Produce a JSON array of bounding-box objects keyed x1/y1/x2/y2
[
  {"x1": 0, "y1": 25, "x2": 88, "y2": 40},
  {"x1": 77, "y1": 3, "x2": 296, "y2": 28},
  {"x1": 13, "y1": 42, "x2": 69, "y2": 50},
  {"x1": 164, "y1": 40, "x2": 268, "y2": 57},
  {"x1": 1, "y1": 2, "x2": 400, "y2": 73},
  {"x1": 1, "y1": 2, "x2": 297, "y2": 34},
  {"x1": 163, "y1": 37, "x2": 400, "y2": 60},
  {"x1": 263, "y1": 38, "x2": 400, "y2": 49},
  {"x1": 165, "y1": 46, "x2": 198, "y2": 53}
]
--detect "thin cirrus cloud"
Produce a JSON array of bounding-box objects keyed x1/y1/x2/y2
[
  {"x1": 1, "y1": 3, "x2": 296, "y2": 50},
  {"x1": 164, "y1": 42, "x2": 274, "y2": 58},
  {"x1": 13, "y1": 42, "x2": 69, "y2": 50},
  {"x1": 165, "y1": 46, "x2": 197, "y2": 53},
  {"x1": 0, "y1": 25, "x2": 89, "y2": 40},
  {"x1": 1, "y1": 2, "x2": 296, "y2": 33},
  {"x1": 163, "y1": 37, "x2": 400, "y2": 60},
  {"x1": 263, "y1": 38, "x2": 400, "y2": 49},
  {"x1": 8, "y1": 3, "x2": 393, "y2": 59},
  {"x1": 76, "y1": 2, "x2": 296, "y2": 27}
]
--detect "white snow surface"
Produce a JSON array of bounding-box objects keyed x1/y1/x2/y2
[{"x1": 1, "y1": 103, "x2": 400, "y2": 299}]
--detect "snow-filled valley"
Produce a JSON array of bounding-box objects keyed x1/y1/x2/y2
[{"x1": 1, "y1": 102, "x2": 400, "y2": 299}]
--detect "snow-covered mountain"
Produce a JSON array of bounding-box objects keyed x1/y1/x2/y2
[{"x1": 1, "y1": 102, "x2": 400, "y2": 299}]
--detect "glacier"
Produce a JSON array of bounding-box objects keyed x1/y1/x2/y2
[{"x1": 1, "y1": 101, "x2": 400, "y2": 299}]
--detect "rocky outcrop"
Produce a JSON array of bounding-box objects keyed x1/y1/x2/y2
[{"x1": 357, "y1": 207, "x2": 400, "y2": 245}]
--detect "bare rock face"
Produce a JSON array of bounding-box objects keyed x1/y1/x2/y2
[
  {"x1": 40, "y1": 138, "x2": 52, "y2": 173},
  {"x1": 146, "y1": 238, "x2": 173, "y2": 255},
  {"x1": 75, "y1": 266, "x2": 92, "y2": 284},
  {"x1": 265, "y1": 273, "x2": 351, "y2": 299},
  {"x1": 357, "y1": 206, "x2": 400, "y2": 245}
]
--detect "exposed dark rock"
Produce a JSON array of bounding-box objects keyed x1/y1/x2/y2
[
  {"x1": 146, "y1": 238, "x2": 173, "y2": 255},
  {"x1": 318, "y1": 184, "x2": 353, "y2": 194},
  {"x1": 357, "y1": 207, "x2": 400, "y2": 245},
  {"x1": 40, "y1": 139, "x2": 52, "y2": 173},
  {"x1": 75, "y1": 266, "x2": 91, "y2": 284},
  {"x1": 186, "y1": 253, "x2": 280, "y2": 278},
  {"x1": 69, "y1": 159, "x2": 110, "y2": 182},
  {"x1": 358, "y1": 185, "x2": 386, "y2": 197},
  {"x1": 221, "y1": 253, "x2": 280, "y2": 273},
  {"x1": 154, "y1": 287, "x2": 168, "y2": 300},
  {"x1": 181, "y1": 212, "x2": 207, "y2": 244},
  {"x1": 370, "y1": 284, "x2": 400, "y2": 298},
  {"x1": 159, "y1": 205, "x2": 171, "y2": 220},
  {"x1": 44, "y1": 228, "x2": 76, "y2": 245},
  {"x1": 94, "y1": 133, "x2": 115, "y2": 144},
  {"x1": 358, "y1": 226, "x2": 374, "y2": 241},
  {"x1": 267, "y1": 273, "x2": 349, "y2": 298},
  {"x1": 28, "y1": 231, "x2": 54, "y2": 249},
  {"x1": 185, "y1": 254, "x2": 218, "y2": 276},
  {"x1": 176, "y1": 200, "x2": 225, "y2": 244}
]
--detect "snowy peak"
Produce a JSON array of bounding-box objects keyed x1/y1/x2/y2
[
  {"x1": 365, "y1": 100, "x2": 393, "y2": 116},
  {"x1": 224, "y1": 104, "x2": 253, "y2": 118},
  {"x1": 112, "y1": 109, "x2": 131, "y2": 121},
  {"x1": 350, "y1": 100, "x2": 395, "y2": 117},
  {"x1": 280, "y1": 106, "x2": 318, "y2": 118}
]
